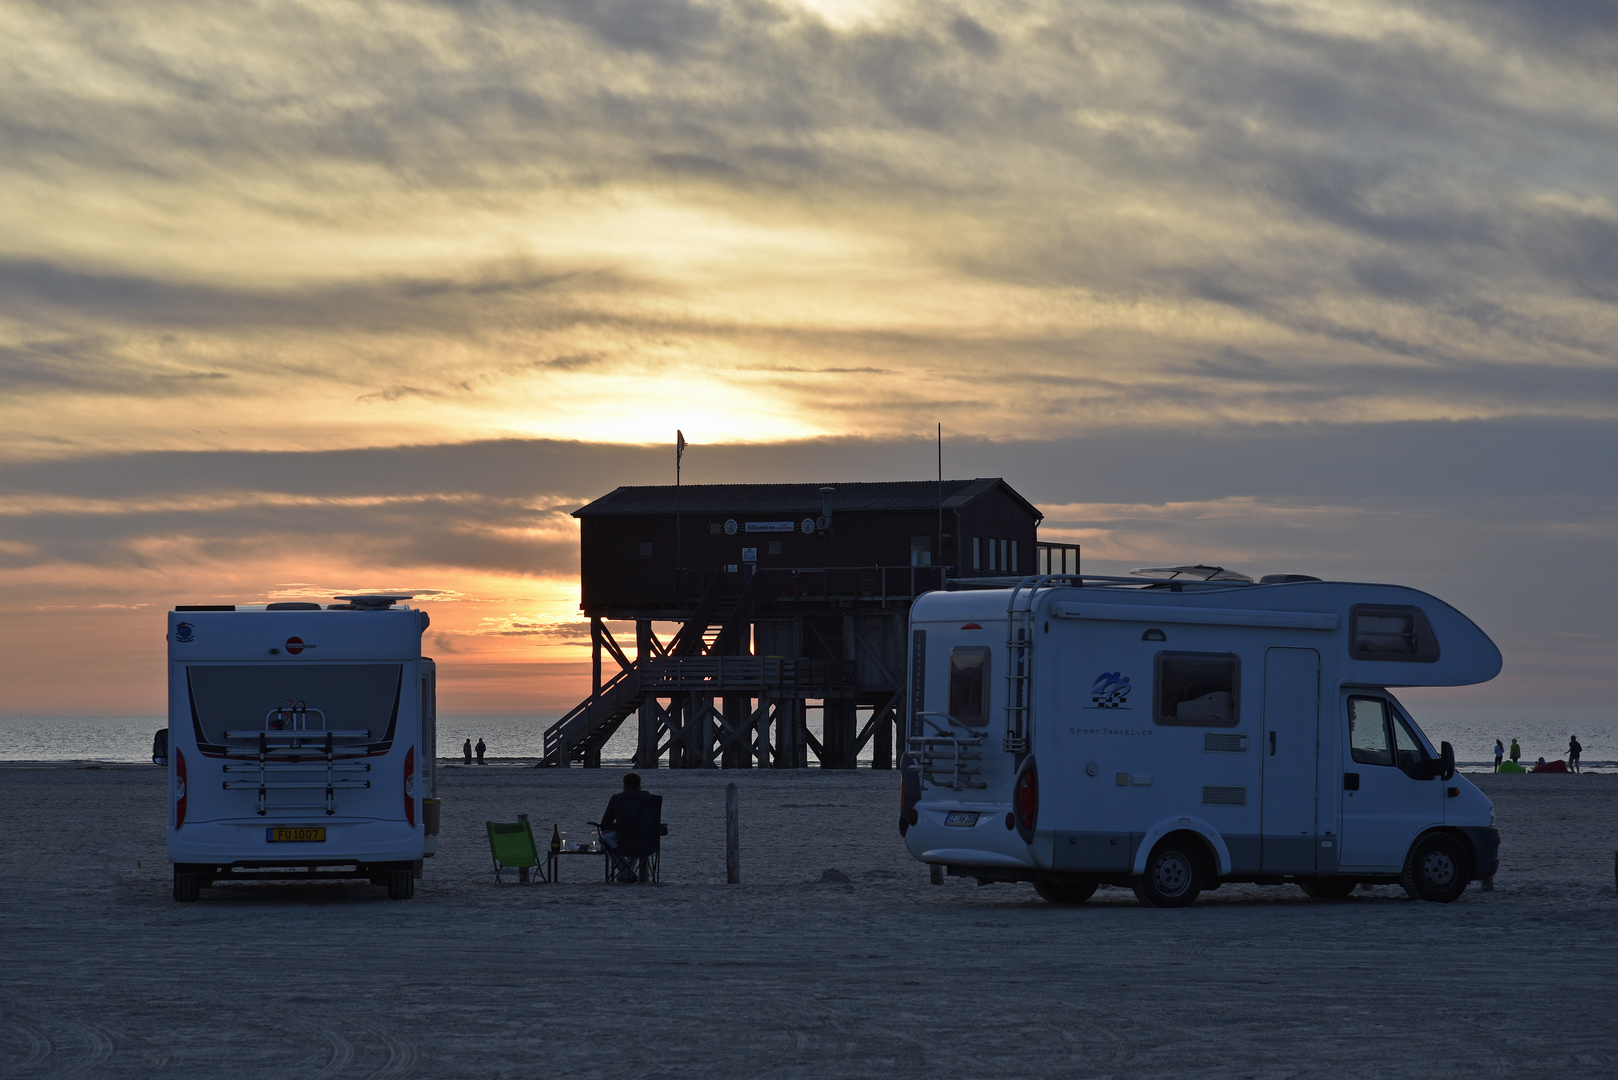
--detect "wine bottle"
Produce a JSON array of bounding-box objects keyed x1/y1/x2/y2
[{"x1": 550, "y1": 824, "x2": 562, "y2": 852}]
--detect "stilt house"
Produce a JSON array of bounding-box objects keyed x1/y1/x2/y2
[{"x1": 543, "y1": 478, "x2": 1071, "y2": 768}]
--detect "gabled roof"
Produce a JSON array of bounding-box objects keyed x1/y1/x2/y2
[{"x1": 573, "y1": 478, "x2": 1041, "y2": 521}]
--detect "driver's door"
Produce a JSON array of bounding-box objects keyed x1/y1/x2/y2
[{"x1": 1337, "y1": 695, "x2": 1445, "y2": 871}]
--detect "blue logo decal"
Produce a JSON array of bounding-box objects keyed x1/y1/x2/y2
[
  {"x1": 1090, "y1": 672, "x2": 1131, "y2": 708},
  {"x1": 174, "y1": 622, "x2": 195, "y2": 643}
]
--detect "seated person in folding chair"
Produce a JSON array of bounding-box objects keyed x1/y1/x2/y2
[{"x1": 594, "y1": 772, "x2": 662, "y2": 884}]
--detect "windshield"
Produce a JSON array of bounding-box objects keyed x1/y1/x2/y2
[{"x1": 186, "y1": 663, "x2": 403, "y2": 752}]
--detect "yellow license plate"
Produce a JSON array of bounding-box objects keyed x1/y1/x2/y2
[{"x1": 267, "y1": 827, "x2": 326, "y2": 843}]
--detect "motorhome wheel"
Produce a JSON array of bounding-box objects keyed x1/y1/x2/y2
[
  {"x1": 1034, "y1": 875, "x2": 1099, "y2": 905},
  {"x1": 172, "y1": 867, "x2": 201, "y2": 903},
  {"x1": 1298, "y1": 878, "x2": 1358, "y2": 900},
  {"x1": 1401, "y1": 833, "x2": 1470, "y2": 903},
  {"x1": 386, "y1": 870, "x2": 415, "y2": 900},
  {"x1": 1133, "y1": 841, "x2": 1205, "y2": 908}
]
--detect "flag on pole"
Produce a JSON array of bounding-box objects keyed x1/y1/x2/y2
[{"x1": 677, "y1": 429, "x2": 687, "y2": 465}]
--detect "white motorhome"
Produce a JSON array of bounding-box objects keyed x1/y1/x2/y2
[
  {"x1": 165, "y1": 595, "x2": 440, "y2": 901},
  {"x1": 900, "y1": 571, "x2": 1501, "y2": 906}
]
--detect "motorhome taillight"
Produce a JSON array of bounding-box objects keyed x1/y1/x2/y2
[
  {"x1": 1013, "y1": 761, "x2": 1038, "y2": 834},
  {"x1": 175, "y1": 748, "x2": 188, "y2": 829},
  {"x1": 403, "y1": 747, "x2": 416, "y2": 826}
]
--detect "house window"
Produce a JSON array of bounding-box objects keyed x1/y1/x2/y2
[
  {"x1": 1000, "y1": 539, "x2": 1008, "y2": 571},
  {"x1": 972, "y1": 537, "x2": 981, "y2": 571},
  {"x1": 1010, "y1": 540, "x2": 1019, "y2": 573},
  {"x1": 987, "y1": 538, "x2": 997, "y2": 571},
  {"x1": 1350, "y1": 605, "x2": 1440, "y2": 662},
  {"x1": 910, "y1": 536, "x2": 932, "y2": 567},
  {"x1": 638, "y1": 541, "x2": 653, "y2": 558},
  {"x1": 948, "y1": 647, "x2": 991, "y2": 724},
  {"x1": 1153, "y1": 652, "x2": 1240, "y2": 727}
]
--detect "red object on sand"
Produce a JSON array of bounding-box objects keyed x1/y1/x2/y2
[{"x1": 1531, "y1": 759, "x2": 1569, "y2": 773}]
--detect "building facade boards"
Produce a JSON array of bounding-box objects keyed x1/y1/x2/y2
[
  {"x1": 547, "y1": 479, "x2": 1047, "y2": 769},
  {"x1": 575, "y1": 478, "x2": 1042, "y2": 616}
]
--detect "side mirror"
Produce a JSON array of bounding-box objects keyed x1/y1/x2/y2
[
  {"x1": 1439, "y1": 741, "x2": 1455, "y2": 782},
  {"x1": 151, "y1": 728, "x2": 169, "y2": 767}
]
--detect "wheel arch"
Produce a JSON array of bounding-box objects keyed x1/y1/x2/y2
[{"x1": 1131, "y1": 818, "x2": 1231, "y2": 877}]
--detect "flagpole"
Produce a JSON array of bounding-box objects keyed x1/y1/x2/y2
[{"x1": 675, "y1": 430, "x2": 685, "y2": 590}]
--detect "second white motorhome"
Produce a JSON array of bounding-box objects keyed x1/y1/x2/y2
[{"x1": 900, "y1": 571, "x2": 1501, "y2": 906}]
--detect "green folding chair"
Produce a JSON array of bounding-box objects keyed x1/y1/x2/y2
[{"x1": 486, "y1": 820, "x2": 540, "y2": 884}]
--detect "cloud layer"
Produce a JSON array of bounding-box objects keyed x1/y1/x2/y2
[{"x1": 3, "y1": 1, "x2": 1617, "y2": 715}]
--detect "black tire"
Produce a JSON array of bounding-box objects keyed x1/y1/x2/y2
[
  {"x1": 1401, "y1": 832, "x2": 1470, "y2": 903},
  {"x1": 1298, "y1": 878, "x2": 1358, "y2": 900},
  {"x1": 1034, "y1": 875, "x2": 1099, "y2": 904},
  {"x1": 1133, "y1": 840, "x2": 1205, "y2": 908},
  {"x1": 386, "y1": 870, "x2": 415, "y2": 899},
  {"x1": 173, "y1": 867, "x2": 200, "y2": 903}
]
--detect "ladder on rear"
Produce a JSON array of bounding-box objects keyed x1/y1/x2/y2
[
  {"x1": 221, "y1": 704, "x2": 374, "y2": 816},
  {"x1": 1004, "y1": 576, "x2": 1063, "y2": 755}
]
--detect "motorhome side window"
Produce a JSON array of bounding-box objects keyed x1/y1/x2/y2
[
  {"x1": 1348, "y1": 697, "x2": 1392, "y2": 766},
  {"x1": 1350, "y1": 605, "x2": 1440, "y2": 662},
  {"x1": 1153, "y1": 652, "x2": 1239, "y2": 727},
  {"x1": 948, "y1": 647, "x2": 991, "y2": 724}
]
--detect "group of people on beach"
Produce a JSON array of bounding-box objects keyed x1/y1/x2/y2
[
  {"x1": 462, "y1": 738, "x2": 487, "y2": 765},
  {"x1": 1493, "y1": 736, "x2": 1582, "y2": 773}
]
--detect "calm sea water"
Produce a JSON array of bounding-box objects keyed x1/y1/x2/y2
[{"x1": 2, "y1": 712, "x2": 1610, "y2": 772}]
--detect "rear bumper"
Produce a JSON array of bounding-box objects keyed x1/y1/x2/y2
[
  {"x1": 1457, "y1": 826, "x2": 1500, "y2": 880},
  {"x1": 904, "y1": 803, "x2": 1034, "y2": 870},
  {"x1": 169, "y1": 818, "x2": 423, "y2": 867}
]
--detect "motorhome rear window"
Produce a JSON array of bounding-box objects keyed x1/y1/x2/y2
[
  {"x1": 1349, "y1": 605, "x2": 1440, "y2": 662},
  {"x1": 1154, "y1": 652, "x2": 1239, "y2": 727},
  {"x1": 948, "y1": 647, "x2": 991, "y2": 725},
  {"x1": 187, "y1": 664, "x2": 403, "y2": 750}
]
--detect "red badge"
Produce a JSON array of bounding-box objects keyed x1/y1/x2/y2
[{"x1": 285, "y1": 637, "x2": 305, "y2": 655}]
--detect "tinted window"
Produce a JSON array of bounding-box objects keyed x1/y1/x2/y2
[
  {"x1": 948, "y1": 647, "x2": 990, "y2": 724},
  {"x1": 187, "y1": 663, "x2": 403, "y2": 749},
  {"x1": 1348, "y1": 697, "x2": 1392, "y2": 766},
  {"x1": 1154, "y1": 652, "x2": 1239, "y2": 727},
  {"x1": 1350, "y1": 605, "x2": 1440, "y2": 662}
]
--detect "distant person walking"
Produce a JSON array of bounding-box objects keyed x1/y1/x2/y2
[
  {"x1": 475, "y1": 737, "x2": 487, "y2": 765},
  {"x1": 1568, "y1": 735, "x2": 1582, "y2": 774},
  {"x1": 1509, "y1": 738, "x2": 1521, "y2": 765},
  {"x1": 463, "y1": 738, "x2": 473, "y2": 765},
  {"x1": 1494, "y1": 739, "x2": 1504, "y2": 772}
]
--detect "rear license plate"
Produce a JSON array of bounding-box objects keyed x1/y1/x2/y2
[
  {"x1": 267, "y1": 827, "x2": 326, "y2": 843},
  {"x1": 944, "y1": 811, "x2": 979, "y2": 827}
]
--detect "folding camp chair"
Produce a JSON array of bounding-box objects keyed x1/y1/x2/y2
[
  {"x1": 593, "y1": 793, "x2": 666, "y2": 885},
  {"x1": 486, "y1": 820, "x2": 540, "y2": 884}
]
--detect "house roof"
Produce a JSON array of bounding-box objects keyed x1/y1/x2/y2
[{"x1": 573, "y1": 478, "x2": 1042, "y2": 521}]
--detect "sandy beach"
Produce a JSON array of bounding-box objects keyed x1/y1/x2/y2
[{"x1": 2, "y1": 763, "x2": 1616, "y2": 1079}]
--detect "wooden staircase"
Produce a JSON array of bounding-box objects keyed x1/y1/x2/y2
[{"x1": 540, "y1": 575, "x2": 757, "y2": 766}]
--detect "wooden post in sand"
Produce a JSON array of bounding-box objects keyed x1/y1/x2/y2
[{"x1": 725, "y1": 782, "x2": 740, "y2": 884}]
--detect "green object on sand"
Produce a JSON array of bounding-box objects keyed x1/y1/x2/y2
[
  {"x1": 1498, "y1": 760, "x2": 1526, "y2": 773},
  {"x1": 487, "y1": 820, "x2": 540, "y2": 882}
]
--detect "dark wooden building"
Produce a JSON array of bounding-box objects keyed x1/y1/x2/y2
[{"x1": 543, "y1": 478, "x2": 1063, "y2": 769}]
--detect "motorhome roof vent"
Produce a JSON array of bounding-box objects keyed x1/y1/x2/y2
[
  {"x1": 266, "y1": 602, "x2": 322, "y2": 611},
  {"x1": 1131, "y1": 565, "x2": 1254, "y2": 583},
  {"x1": 332, "y1": 594, "x2": 413, "y2": 610},
  {"x1": 1259, "y1": 574, "x2": 1322, "y2": 584}
]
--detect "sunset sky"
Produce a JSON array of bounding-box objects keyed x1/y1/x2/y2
[{"x1": 3, "y1": 0, "x2": 1617, "y2": 718}]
